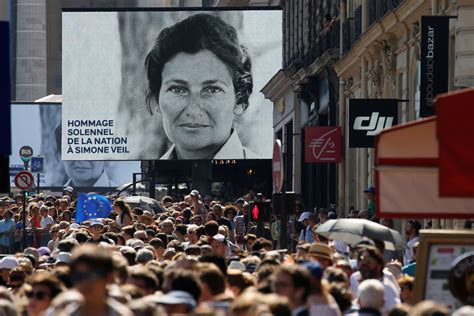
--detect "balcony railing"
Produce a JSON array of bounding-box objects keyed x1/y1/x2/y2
[
  {"x1": 370, "y1": 0, "x2": 404, "y2": 27},
  {"x1": 303, "y1": 22, "x2": 340, "y2": 68},
  {"x1": 343, "y1": 0, "x2": 404, "y2": 55},
  {"x1": 284, "y1": 20, "x2": 340, "y2": 70}
]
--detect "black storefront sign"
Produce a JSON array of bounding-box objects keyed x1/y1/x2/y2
[
  {"x1": 349, "y1": 99, "x2": 398, "y2": 148},
  {"x1": 420, "y1": 16, "x2": 450, "y2": 117}
]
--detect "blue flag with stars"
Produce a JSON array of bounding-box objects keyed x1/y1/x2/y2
[{"x1": 75, "y1": 194, "x2": 112, "y2": 223}]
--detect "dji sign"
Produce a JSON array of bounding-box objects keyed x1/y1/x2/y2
[{"x1": 349, "y1": 99, "x2": 398, "y2": 148}]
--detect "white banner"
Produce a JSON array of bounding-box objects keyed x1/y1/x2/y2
[{"x1": 11, "y1": 103, "x2": 140, "y2": 189}]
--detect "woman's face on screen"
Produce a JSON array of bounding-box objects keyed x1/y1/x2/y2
[{"x1": 158, "y1": 49, "x2": 238, "y2": 157}]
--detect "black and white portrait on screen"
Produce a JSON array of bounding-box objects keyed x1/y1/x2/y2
[{"x1": 61, "y1": 9, "x2": 282, "y2": 161}]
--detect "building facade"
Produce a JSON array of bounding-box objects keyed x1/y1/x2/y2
[
  {"x1": 262, "y1": 0, "x2": 341, "y2": 212},
  {"x1": 335, "y1": 0, "x2": 474, "y2": 226},
  {"x1": 262, "y1": 0, "x2": 474, "y2": 221}
]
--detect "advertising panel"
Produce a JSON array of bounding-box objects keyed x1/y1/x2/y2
[
  {"x1": 62, "y1": 9, "x2": 282, "y2": 160},
  {"x1": 10, "y1": 103, "x2": 140, "y2": 189},
  {"x1": 304, "y1": 127, "x2": 341, "y2": 163},
  {"x1": 420, "y1": 16, "x2": 449, "y2": 117},
  {"x1": 349, "y1": 99, "x2": 398, "y2": 148}
]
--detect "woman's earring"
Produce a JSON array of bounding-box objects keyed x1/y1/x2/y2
[{"x1": 233, "y1": 104, "x2": 245, "y2": 116}]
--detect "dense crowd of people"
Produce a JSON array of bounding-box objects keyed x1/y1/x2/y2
[{"x1": 0, "y1": 187, "x2": 470, "y2": 316}]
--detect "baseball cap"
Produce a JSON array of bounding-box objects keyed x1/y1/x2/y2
[
  {"x1": 298, "y1": 212, "x2": 314, "y2": 222},
  {"x1": 90, "y1": 220, "x2": 104, "y2": 227},
  {"x1": 56, "y1": 252, "x2": 72, "y2": 264},
  {"x1": 64, "y1": 186, "x2": 74, "y2": 193},
  {"x1": 364, "y1": 186, "x2": 375, "y2": 193},
  {"x1": 189, "y1": 190, "x2": 200, "y2": 198},
  {"x1": 38, "y1": 246, "x2": 51, "y2": 257},
  {"x1": 212, "y1": 234, "x2": 227, "y2": 244},
  {"x1": 227, "y1": 260, "x2": 246, "y2": 275},
  {"x1": 301, "y1": 261, "x2": 323, "y2": 279},
  {"x1": 234, "y1": 198, "x2": 245, "y2": 205},
  {"x1": 154, "y1": 291, "x2": 197, "y2": 309},
  {"x1": 24, "y1": 247, "x2": 40, "y2": 263},
  {"x1": 0, "y1": 256, "x2": 19, "y2": 270},
  {"x1": 69, "y1": 223, "x2": 80, "y2": 229}
]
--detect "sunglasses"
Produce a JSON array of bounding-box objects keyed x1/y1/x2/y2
[
  {"x1": 71, "y1": 270, "x2": 108, "y2": 283},
  {"x1": 26, "y1": 291, "x2": 50, "y2": 300}
]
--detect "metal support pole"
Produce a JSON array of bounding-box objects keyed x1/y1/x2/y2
[
  {"x1": 22, "y1": 191, "x2": 27, "y2": 250},
  {"x1": 36, "y1": 173, "x2": 40, "y2": 194},
  {"x1": 133, "y1": 173, "x2": 137, "y2": 194},
  {"x1": 150, "y1": 171, "x2": 156, "y2": 199},
  {"x1": 280, "y1": 152, "x2": 288, "y2": 250}
]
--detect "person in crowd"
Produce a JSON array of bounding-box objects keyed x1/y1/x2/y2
[
  {"x1": 350, "y1": 246, "x2": 400, "y2": 312},
  {"x1": 308, "y1": 243, "x2": 333, "y2": 269},
  {"x1": 28, "y1": 203, "x2": 42, "y2": 248},
  {"x1": 197, "y1": 262, "x2": 232, "y2": 312},
  {"x1": 212, "y1": 204, "x2": 234, "y2": 242},
  {"x1": 39, "y1": 206, "x2": 54, "y2": 233},
  {"x1": 113, "y1": 200, "x2": 133, "y2": 228},
  {"x1": 210, "y1": 234, "x2": 229, "y2": 257},
  {"x1": 244, "y1": 234, "x2": 256, "y2": 252},
  {"x1": 318, "y1": 208, "x2": 329, "y2": 224},
  {"x1": 348, "y1": 279, "x2": 385, "y2": 316},
  {"x1": 66, "y1": 245, "x2": 132, "y2": 315},
  {"x1": 145, "y1": 13, "x2": 258, "y2": 160},
  {"x1": 299, "y1": 212, "x2": 317, "y2": 243},
  {"x1": 402, "y1": 241, "x2": 419, "y2": 277},
  {"x1": 403, "y1": 220, "x2": 421, "y2": 265},
  {"x1": 303, "y1": 261, "x2": 341, "y2": 316},
  {"x1": 273, "y1": 265, "x2": 311, "y2": 316},
  {"x1": 397, "y1": 275, "x2": 415, "y2": 305},
  {"x1": 363, "y1": 186, "x2": 377, "y2": 220},
  {"x1": 0, "y1": 210, "x2": 15, "y2": 253},
  {"x1": 25, "y1": 271, "x2": 65, "y2": 316},
  {"x1": 86, "y1": 220, "x2": 114, "y2": 244}
]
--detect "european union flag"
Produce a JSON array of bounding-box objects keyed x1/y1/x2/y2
[{"x1": 75, "y1": 194, "x2": 112, "y2": 223}]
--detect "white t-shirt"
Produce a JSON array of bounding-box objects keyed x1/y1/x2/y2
[
  {"x1": 40, "y1": 216, "x2": 54, "y2": 229},
  {"x1": 403, "y1": 236, "x2": 419, "y2": 265}
]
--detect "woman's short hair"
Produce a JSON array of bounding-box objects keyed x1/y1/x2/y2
[{"x1": 145, "y1": 13, "x2": 253, "y2": 112}]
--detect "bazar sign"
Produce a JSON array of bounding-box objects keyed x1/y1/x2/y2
[
  {"x1": 420, "y1": 16, "x2": 450, "y2": 117},
  {"x1": 305, "y1": 127, "x2": 341, "y2": 163}
]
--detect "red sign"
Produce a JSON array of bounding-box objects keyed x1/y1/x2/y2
[
  {"x1": 272, "y1": 140, "x2": 283, "y2": 193},
  {"x1": 14, "y1": 170, "x2": 35, "y2": 191},
  {"x1": 437, "y1": 87, "x2": 474, "y2": 197},
  {"x1": 305, "y1": 127, "x2": 342, "y2": 163}
]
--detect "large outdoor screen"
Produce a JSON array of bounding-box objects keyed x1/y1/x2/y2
[
  {"x1": 62, "y1": 9, "x2": 282, "y2": 160},
  {"x1": 10, "y1": 103, "x2": 140, "y2": 189}
]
